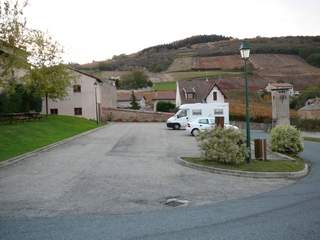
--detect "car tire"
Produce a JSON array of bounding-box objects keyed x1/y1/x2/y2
[
  {"x1": 173, "y1": 123, "x2": 180, "y2": 130},
  {"x1": 191, "y1": 128, "x2": 200, "y2": 136}
]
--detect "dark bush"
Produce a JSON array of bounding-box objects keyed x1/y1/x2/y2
[
  {"x1": 156, "y1": 101, "x2": 176, "y2": 112},
  {"x1": 291, "y1": 118, "x2": 320, "y2": 131},
  {"x1": 0, "y1": 84, "x2": 42, "y2": 114}
]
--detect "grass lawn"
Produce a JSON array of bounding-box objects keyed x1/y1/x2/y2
[
  {"x1": 153, "y1": 81, "x2": 176, "y2": 91},
  {"x1": 182, "y1": 157, "x2": 305, "y2": 172},
  {"x1": 0, "y1": 115, "x2": 98, "y2": 162},
  {"x1": 303, "y1": 137, "x2": 320, "y2": 143}
]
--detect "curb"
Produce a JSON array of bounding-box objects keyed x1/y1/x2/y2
[
  {"x1": 0, "y1": 124, "x2": 109, "y2": 169},
  {"x1": 176, "y1": 157, "x2": 309, "y2": 179}
]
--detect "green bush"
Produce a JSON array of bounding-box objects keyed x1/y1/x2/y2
[
  {"x1": 156, "y1": 101, "x2": 175, "y2": 112},
  {"x1": 270, "y1": 125, "x2": 303, "y2": 155},
  {"x1": 196, "y1": 127, "x2": 246, "y2": 165}
]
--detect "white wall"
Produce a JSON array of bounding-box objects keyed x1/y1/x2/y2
[
  {"x1": 205, "y1": 86, "x2": 225, "y2": 103},
  {"x1": 42, "y1": 72, "x2": 103, "y2": 120}
]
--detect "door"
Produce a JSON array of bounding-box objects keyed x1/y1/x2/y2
[{"x1": 215, "y1": 116, "x2": 224, "y2": 128}]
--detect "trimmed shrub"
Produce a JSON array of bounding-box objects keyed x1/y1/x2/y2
[
  {"x1": 156, "y1": 101, "x2": 176, "y2": 112},
  {"x1": 196, "y1": 127, "x2": 246, "y2": 165},
  {"x1": 270, "y1": 125, "x2": 303, "y2": 155}
]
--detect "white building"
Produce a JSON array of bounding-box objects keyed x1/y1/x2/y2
[
  {"x1": 176, "y1": 79, "x2": 226, "y2": 107},
  {"x1": 42, "y1": 69, "x2": 117, "y2": 121}
]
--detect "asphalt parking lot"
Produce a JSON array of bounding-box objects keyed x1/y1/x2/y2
[{"x1": 0, "y1": 123, "x2": 293, "y2": 217}]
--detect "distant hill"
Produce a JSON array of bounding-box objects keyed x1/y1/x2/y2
[{"x1": 78, "y1": 35, "x2": 320, "y2": 73}]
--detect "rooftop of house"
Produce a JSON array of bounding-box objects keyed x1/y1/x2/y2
[
  {"x1": 117, "y1": 90, "x2": 176, "y2": 102},
  {"x1": 305, "y1": 97, "x2": 320, "y2": 106},
  {"x1": 299, "y1": 103, "x2": 320, "y2": 111},
  {"x1": 178, "y1": 79, "x2": 227, "y2": 104}
]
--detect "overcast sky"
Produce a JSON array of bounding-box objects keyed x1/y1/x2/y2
[{"x1": 24, "y1": 0, "x2": 320, "y2": 64}]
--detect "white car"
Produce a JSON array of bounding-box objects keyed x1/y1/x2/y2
[{"x1": 186, "y1": 117, "x2": 239, "y2": 136}]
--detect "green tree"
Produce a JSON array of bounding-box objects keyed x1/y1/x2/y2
[
  {"x1": 130, "y1": 91, "x2": 140, "y2": 110},
  {"x1": 119, "y1": 70, "x2": 152, "y2": 90},
  {"x1": 0, "y1": 0, "x2": 29, "y2": 88},
  {"x1": 27, "y1": 30, "x2": 72, "y2": 115}
]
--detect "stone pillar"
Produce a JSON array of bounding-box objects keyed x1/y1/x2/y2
[{"x1": 271, "y1": 88, "x2": 290, "y2": 127}]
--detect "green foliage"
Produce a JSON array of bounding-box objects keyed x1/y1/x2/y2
[
  {"x1": 156, "y1": 101, "x2": 175, "y2": 112},
  {"x1": 0, "y1": 84, "x2": 41, "y2": 113},
  {"x1": 141, "y1": 34, "x2": 231, "y2": 52},
  {"x1": 196, "y1": 127, "x2": 246, "y2": 165},
  {"x1": 130, "y1": 91, "x2": 140, "y2": 110},
  {"x1": 119, "y1": 70, "x2": 152, "y2": 90},
  {"x1": 290, "y1": 85, "x2": 320, "y2": 110},
  {"x1": 306, "y1": 53, "x2": 320, "y2": 67},
  {"x1": 291, "y1": 118, "x2": 320, "y2": 131},
  {"x1": 28, "y1": 64, "x2": 72, "y2": 100},
  {"x1": 0, "y1": 0, "x2": 29, "y2": 88},
  {"x1": 270, "y1": 125, "x2": 303, "y2": 155}
]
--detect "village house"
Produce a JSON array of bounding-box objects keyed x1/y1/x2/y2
[
  {"x1": 298, "y1": 97, "x2": 320, "y2": 120},
  {"x1": 42, "y1": 69, "x2": 117, "y2": 121},
  {"x1": 176, "y1": 79, "x2": 227, "y2": 107},
  {"x1": 117, "y1": 90, "x2": 176, "y2": 111}
]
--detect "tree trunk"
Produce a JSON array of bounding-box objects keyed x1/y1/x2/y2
[{"x1": 45, "y1": 94, "x2": 48, "y2": 116}]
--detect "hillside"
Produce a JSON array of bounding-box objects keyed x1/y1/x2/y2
[{"x1": 78, "y1": 35, "x2": 320, "y2": 74}]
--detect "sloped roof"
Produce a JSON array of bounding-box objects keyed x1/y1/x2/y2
[
  {"x1": 70, "y1": 68, "x2": 103, "y2": 83},
  {"x1": 299, "y1": 103, "x2": 320, "y2": 111},
  {"x1": 117, "y1": 90, "x2": 175, "y2": 102},
  {"x1": 178, "y1": 79, "x2": 227, "y2": 104}
]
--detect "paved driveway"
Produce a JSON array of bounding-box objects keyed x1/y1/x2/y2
[{"x1": 0, "y1": 123, "x2": 292, "y2": 217}]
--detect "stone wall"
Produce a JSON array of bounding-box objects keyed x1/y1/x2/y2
[{"x1": 101, "y1": 107, "x2": 174, "y2": 122}]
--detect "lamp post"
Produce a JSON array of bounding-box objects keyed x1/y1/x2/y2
[
  {"x1": 94, "y1": 81, "x2": 99, "y2": 125},
  {"x1": 240, "y1": 41, "x2": 251, "y2": 163}
]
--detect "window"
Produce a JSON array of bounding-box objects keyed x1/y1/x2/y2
[
  {"x1": 177, "y1": 109, "x2": 187, "y2": 118},
  {"x1": 213, "y1": 91, "x2": 217, "y2": 101},
  {"x1": 73, "y1": 85, "x2": 81, "y2": 93},
  {"x1": 74, "y1": 108, "x2": 82, "y2": 115},
  {"x1": 198, "y1": 119, "x2": 209, "y2": 124},
  {"x1": 192, "y1": 109, "x2": 202, "y2": 115},
  {"x1": 187, "y1": 92, "x2": 195, "y2": 99},
  {"x1": 214, "y1": 109, "x2": 223, "y2": 115},
  {"x1": 50, "y1": 109, "x2": 58, "y2": 115}
]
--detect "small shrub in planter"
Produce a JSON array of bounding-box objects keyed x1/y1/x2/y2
[
  {"x1": 196, "y1": 127, "x2": 246, "y2": 165},
  {"x1": 270, "y1": 125, "x2": 303, "y2": 155}
]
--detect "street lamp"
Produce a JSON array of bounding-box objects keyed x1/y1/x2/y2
[
  {"x1": 94, "y1": 81, "x2": 99, "y2": 125},
  {"x1": 240, "y1": 41, "x2": 251, "y2": 163}
]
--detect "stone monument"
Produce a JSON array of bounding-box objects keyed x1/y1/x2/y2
[{"x1": 271, "y1": 85, "x2": 291, "y2": 127}]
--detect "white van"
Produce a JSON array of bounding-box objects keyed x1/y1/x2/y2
[{"x1": 166, "y1": 103, "x2": 229, "y2": 130}]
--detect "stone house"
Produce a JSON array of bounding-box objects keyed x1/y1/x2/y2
[
  {"x1": 42, "y1": 69, "x2": 117, "y2": 121},
  {"x1": 298, "y1": 98, "x2": 320, "y2": 120},
  {"x1": 176, "y1": 79, "x2": 227, "y2": 107}
]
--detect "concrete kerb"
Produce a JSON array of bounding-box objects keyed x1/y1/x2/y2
[
  {"x1": 176, "y1": 157, "x2": 309, "y2": 179},
  {"x1": 0, "y1": 124, "x2": 110, "y2": 169}
]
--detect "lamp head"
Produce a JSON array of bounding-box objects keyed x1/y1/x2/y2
[{"x1": 240, "y1": 41, "x2": 251, "y2": 59}]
